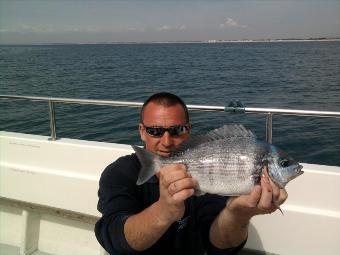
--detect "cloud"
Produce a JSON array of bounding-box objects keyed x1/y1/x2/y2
[
  {"x1": 0, "y1": 22, "x2": 188, "y2": 35},
  {"x1": 157, "y1": 25, "x2": 171, "y2": 31},
  {"x1": 0, "y1": 24, "x2": 83, "y2": 33},
  {"x1": 156, "y1": 24, "x2": 187, "y2": 31},
  {"x1": 179, "y1": 25, "x2": 187, "y2": 30},
  {"x1": 0, "y1": 24, "x2": 115, "y2": 34},
  {"x1": 0, "y1": 24, "x2": 56, "y2": 33},
  {"x1": 219, "y1": 18, "x2": 248, "y2": 29},
  {"x1": 127, "y1": 27, "x2": 145, "y2": 32}
]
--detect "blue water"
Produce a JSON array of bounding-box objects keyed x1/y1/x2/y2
[{"x1": 0, "y1": 42, "x2": 339, "y2": 166}]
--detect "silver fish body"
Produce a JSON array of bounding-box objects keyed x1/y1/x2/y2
[{"x1": 133, "y1": 124, "x2": 303, "y2": 196}]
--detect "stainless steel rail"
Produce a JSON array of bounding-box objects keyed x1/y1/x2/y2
[{"x1": 1, "y1": 94, "x2": 340, "y2": 142}]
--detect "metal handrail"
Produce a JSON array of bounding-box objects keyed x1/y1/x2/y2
[{"x1": 1, "y1": 94, "x2": 340, "y2": 142}]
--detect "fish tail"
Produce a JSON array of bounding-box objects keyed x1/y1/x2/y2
[{"x1": 132, "y1": 145, "x2": 163, "y2": 185}]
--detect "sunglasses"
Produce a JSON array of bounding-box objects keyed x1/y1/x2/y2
[{"x1": 142, "y1": 124, "x2": 190, "y2": 137}]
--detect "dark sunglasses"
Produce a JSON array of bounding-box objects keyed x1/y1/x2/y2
[{"x1": 143, "y1": 124, "x2": 190, "y2": 137}]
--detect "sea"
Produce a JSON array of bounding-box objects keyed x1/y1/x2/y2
[{"x1": 0, "y1": 41, "x2": 339, "y2": 166}]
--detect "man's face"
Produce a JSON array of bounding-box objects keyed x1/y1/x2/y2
[{"x1": 139, "y1": 102, "x2": 191, "y2": 157}]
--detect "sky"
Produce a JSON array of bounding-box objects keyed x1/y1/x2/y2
[{"x1": 0, "y1": 0, "x2": 339, "y2": 44}]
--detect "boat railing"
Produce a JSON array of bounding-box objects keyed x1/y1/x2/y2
[{"x1": 1, "y1": 94, "x2": 340, "y2": 143}]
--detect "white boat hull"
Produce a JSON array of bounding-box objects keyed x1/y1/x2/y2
[{"x1": 1, "y1": 131, "x2": 339, "y2": 255}]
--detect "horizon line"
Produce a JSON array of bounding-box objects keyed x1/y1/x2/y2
[{"x1": 1, "y1": 37, "x2": 340, "y2": 46}]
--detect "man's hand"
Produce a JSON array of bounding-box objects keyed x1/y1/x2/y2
[
  {"x1": 124, "y1": 163, "x2": 197, "y2": 251},
  {"x1": 226, "y1": 166, "x2": 288, "y2": 219},
  {"x1": 157, "y1": 164, "x2": 198, "y2": 224},
  {"x1": 209, "y1": 166, "x2": 288, "y2": 249}
]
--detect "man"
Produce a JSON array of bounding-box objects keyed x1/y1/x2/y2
[{"x1": 95, "y1": 92, "x2": 287, "y2": 255}]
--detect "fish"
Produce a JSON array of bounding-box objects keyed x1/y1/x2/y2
[{"x1": 132, "y1": 124, "x2": 303, "y2": 196}]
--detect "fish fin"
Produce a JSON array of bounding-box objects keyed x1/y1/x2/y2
[
  {"x1": 193, "y1": 182, "x2": 205, "y2": 196},
  {"x1": 194, "y1": 189, "x2": 205, "y2": 196},
  {"x1": 174, "y1": 124, "x2": 256, "y2": 155},
  {"x1": 274, "y1": 200, "x2": 284, "y2": 216},
  {"x1": 207, "y1": 124, "x2": 256, "y2": 139},
  {"x1": 272, "y1": 195, "x2": 284, "y2": 216},
  {"x1": 132, "y1": 145, "x2": 163, "y2": 185}
]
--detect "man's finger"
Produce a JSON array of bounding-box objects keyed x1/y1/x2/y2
[
  {"x1": 168, "y1": 178, "x2": 198, "y2": 195},
  {"x1": 172, "y1": 188, "x2": 195, "y2": 202},
  {"x1": 247, "y1": 185, "x2": 262, "y2": 208},
  {"x1": 277, "y1": 188, "x2": 288, "y2": 205},
  {"x1": 269, "y1": 178, "x2": 281, "y2": 202},
  {"x1": 258, "y1": 172, "x2": 274, "y2": 210},
  {"x1": 160, "y1": 164, "x2": 188, "y2": 187},
  {"x1": 226, "y1": 185, "x2": 262, "y2": 212}
]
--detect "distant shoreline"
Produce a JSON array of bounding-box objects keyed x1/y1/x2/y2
[
  {"x1": 1, "y1": 38, "x2": 340, "y2": 46},
  {"x1": 204, "y1": 38, "x2": 340, "y2": 43}
]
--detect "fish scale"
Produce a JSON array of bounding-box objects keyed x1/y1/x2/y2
[
  {"x1": 133, "y1": 124, "x2": 303, "y2": 195},
  {"x1": 176, "y1": 139, "x2": 260, "y2": 195}
]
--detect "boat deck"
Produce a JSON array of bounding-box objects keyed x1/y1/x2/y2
[
  {"x1": 0, "y1": 243, "x2": 276, "y2": 255},
  {"x1": 0, "y1": 241, "x2": 277, "y2": 255},
  {"x1": 0, "y1": 244, "x2": 50, "y2": 255}
]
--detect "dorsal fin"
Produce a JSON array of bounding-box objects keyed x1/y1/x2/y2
[
  {"x1": 206, "y1": 124, "x2": 256, "y2": 139},
  {"x1": 174, "y1": 124, "x2": 256, "y2": 155}
]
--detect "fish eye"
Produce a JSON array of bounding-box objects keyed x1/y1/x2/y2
[{"x1": 279, "y1": 159, "x2": 289, "y2": 167}]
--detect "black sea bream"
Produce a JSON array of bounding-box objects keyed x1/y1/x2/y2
[{"x1": 133, "y1": 124, "x2": 303, "y2": 195}]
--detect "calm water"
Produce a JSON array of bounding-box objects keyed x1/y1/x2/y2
[{"x1": 0, "y1": 42, "x2": 339, "y2": 166}]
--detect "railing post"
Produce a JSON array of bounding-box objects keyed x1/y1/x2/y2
[
  {"x1": 20, "y1": 210, "x2": 40, "y2": 255},
  {"x1": 48, "y1": 101, "x2": 57, "y2": 140},
  {"x1": 266, "y1": 113, "x2": 273, "y2": 144}
]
